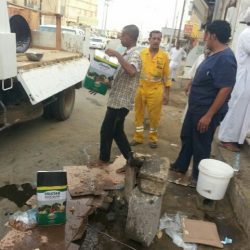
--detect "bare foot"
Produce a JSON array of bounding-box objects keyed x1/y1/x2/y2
[
  {"x1": 219, "y1": 141, "x2": 240, "y2": 152},
  {"x1": 88, "y1": 160, "x2": 110, "y2": 168},
  {"x1": 116, "y1": 165, "x2": 126, "y2": 174}
]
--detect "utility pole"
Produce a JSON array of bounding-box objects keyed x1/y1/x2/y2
[
  {"x1": 170, "y1": 0, "x2": 178, "y2": 46},
  {"x1": 177, "y1": 0, "x2": 187, "y2": 43},
  {"x1": 102, "y1": 0, "x2": 111, "y2": 36}
]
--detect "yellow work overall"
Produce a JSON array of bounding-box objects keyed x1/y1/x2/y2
[
  {"x1": 132, "y1": 48, "x2": 171, "y2": 143},
  {"x1": 133, "y1": 82, "x2": 164, "y2": 143}
]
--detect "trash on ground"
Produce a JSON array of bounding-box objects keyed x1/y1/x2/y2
[
  {"x1": 9, "y1": 208, "x2": 37, "y2": 231},
  {"x1": 170, "y1": 143, "x2": 179, "y2": 147},
  {"x1": 156, "y1": 230, "x2": 163, "y2": 239},
  {"x1": 182, "y1": 218, "x2": 223, "y2": 248},
  {"x1": 221, "y1": 236, "x2": 233, "y2": 245},
  {"x1": 26, "y1": 195, "x2": 37, "y2": 208},
  {"x1": 159, "y1": 213, "x2": 197, "y2": 250}
]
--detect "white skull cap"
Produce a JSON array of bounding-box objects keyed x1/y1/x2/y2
[{"x1": 243, "y1": 7, "x2": 250, "y2": 23}]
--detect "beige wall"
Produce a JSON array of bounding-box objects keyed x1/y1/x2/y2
[
  {"x1": 9, "y1": 0, "x2": 98, "y2": 27},
  {"x1": 64, "y1": 0, "x2": 98, "y2": 26}
]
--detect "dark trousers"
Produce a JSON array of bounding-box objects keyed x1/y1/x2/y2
[
  {"x1": 174, "y1": 111, "x2": 224, "y2": 180},
  {"x1": 99, "y1": 107, "x2": 131, "y2": 162}
]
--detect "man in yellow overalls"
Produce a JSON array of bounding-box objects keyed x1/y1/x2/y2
[{"x1": 130, "y1": 30, "x2": 171, "y2": 148}]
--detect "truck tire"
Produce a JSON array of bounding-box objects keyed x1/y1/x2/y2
[
  {"x1": 43, "y1": 105, "x2": 53, "y2": 119},
  {"x1": 51, "y1": 87, "x2": 75, "y2": 121}
]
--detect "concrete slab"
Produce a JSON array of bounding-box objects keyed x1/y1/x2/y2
[
  {"x1": 139, "y1": 156, "x2": 169, "y2": 196},
  {"x1": 64, "y1": 155, "x2": 126, "y2": 197},
  {"x1": 125, "y1": 187, "x2": 163, "y2": 247}
]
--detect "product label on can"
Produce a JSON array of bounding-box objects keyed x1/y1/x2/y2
[{"x1": 37, "y1": 185, "x2": 67, "y2": 225}]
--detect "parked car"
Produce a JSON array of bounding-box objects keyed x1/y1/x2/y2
[
  {"x1": 39, "y1": 25, "x2": 85, "y2": 37},
  {"x1": 89, "y1": 37, "x2": 106, "y2": 50}
]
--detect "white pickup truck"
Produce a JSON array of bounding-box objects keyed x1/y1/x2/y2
[{"x1": 0, "y1": 0, "x2": 90, "y2": 131}]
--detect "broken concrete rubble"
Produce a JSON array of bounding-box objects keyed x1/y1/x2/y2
[
  {"x1": 64, "y1": 155, "x2": 126, "y2": 197},
  {"x1": 139, "y1": 155, "x2": 169, "y2": 196},
  {"x1": 125, "y1": 187, "x2": 163, "y2": 247},
  {"x1": 124, "y1": 155, "x2": 171, "y2": 247},
  {"x1": 0, "y1": 156, "x2": 127, "y2": 249}
]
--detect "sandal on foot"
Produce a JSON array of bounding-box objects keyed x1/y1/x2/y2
[
  {"x1": 188, "y1": 178, "x2": 197, "y2": 188},
  {"x1": 169, "y1": 163, "x2": 185, "y2": 174},
  {"x1": 88, "y1": 160, "x2": 109, "y2": 168}
]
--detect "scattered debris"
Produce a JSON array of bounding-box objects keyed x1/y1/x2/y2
[
  {"x1": 159, "y1": 213, "x2": 197, "y2": 250},
  {"x1": 183, "y1": 218, "x2": 223, "y2": 248},
  {"x1": 9, "y1": 209, "x2": 37, "y2": 231},
  {"x1": 221, "y1": 236, "x2": 233, "y2": 245},
  {"x1": 156, "y1": 230, "x2": 163, "y2": 239},
  {"x1": 25, "y1": 195, "x2": 37, "y2": 208}
]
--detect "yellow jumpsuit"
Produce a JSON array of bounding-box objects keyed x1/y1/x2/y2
[{"x1": 133, "y1": 48, "x2": 171, "y2": 143}]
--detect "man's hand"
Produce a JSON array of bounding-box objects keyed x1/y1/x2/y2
[
  {"x1": 105, "y1": 49, "x2": 119, "y2": 58},
  {"x1": 163, "y1": 94, "x2": 169, "y2": 105},
  {"x1": 163, "y1": 86, "x2": 170, "y2": 105},
  {"x1": 89, "y1": 90, "x2": 97, "y2": 95},
  {"x1": 197, "y1": 114, "x2": 212, "y2": 133},
  {"x1": 184, "y1": 81, "x2": 192, "y2": 96}
]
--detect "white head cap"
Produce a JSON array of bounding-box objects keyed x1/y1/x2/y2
[{"x1": 243, "y1": 7, "x2": 250, "y2": 23}]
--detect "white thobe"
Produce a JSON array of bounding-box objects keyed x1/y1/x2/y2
[
  {"x1": 218, "y1": 26, "x2": 250, "y2": 144},
  {"x1": 169, "y1": 47, "x2": 186, "y2": 79},
  {"x1": 181, "y1": 54, "x2": 205, "y2": 123}
]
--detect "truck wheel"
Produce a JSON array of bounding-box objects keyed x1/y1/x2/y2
[
  {"x1": 43, "y1": 105, "x2": 53, "y2": 119},
  {"x1": 52, "y1": 87, "x2": 75, "y2": 121}
]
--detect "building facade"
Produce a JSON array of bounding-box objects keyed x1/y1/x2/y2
[
  {"x1": 64, "y1": 0, "x2": 98, "y2": 27},
  {"x1": 9, "y1": 0, "x2": 98, "y2": 28}
]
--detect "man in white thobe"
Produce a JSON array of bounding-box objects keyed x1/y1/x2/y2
[
  {"x1": 169, "y1": 42, "x2": 186, "y2": 81},
  {"x1": 218, "y1": 8, "x2": 250, "y2": 152}
]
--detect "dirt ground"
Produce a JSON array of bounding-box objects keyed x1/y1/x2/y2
[{"x1": 0, "y1": 87, "x2": 248, "y2": 249}]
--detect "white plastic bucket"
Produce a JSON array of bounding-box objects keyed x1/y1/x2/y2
[{"x1": 197, "y1": 159, "x2": 234, "y2": 200}]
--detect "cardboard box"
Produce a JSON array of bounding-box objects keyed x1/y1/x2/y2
[{"x1": 83, "y1": 50, "x2": 118, "y2": 95}]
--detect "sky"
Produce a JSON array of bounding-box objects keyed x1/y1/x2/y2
[{"x1": 97, "y1": 0, "x2": 191, "y2": 39}]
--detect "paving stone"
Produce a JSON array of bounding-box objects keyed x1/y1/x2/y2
[
  {"x1": 139, "y1": 155, "x2": 170, "y2": 196},
  {"x1": 64, "y1": 166, "x2": 104, "y2": 196},
  {"x1": 125, "y1": 187, "x2": 162, "y2": 247},
  {"x1": 64, "y1": 156, "x2": 125, "y2": 197}
]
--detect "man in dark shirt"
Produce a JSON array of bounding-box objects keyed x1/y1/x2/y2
[{"x1": 170, "y1": 20, "x2": 237, "y2": 187}]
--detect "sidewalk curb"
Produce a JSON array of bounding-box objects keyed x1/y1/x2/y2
[{"x1": 213, "y1": 140, "x2": 250, "y2": 239}]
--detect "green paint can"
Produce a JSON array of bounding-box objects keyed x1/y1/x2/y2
[{"x1": 37, "y1": 171, "x2": 67, "y2": 225}]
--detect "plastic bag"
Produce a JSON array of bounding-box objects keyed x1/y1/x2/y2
[
  {"x1": 159, "y1": 213, "x2": 197, "y2": 250},
  {"x1": 9, "y1": 208, "x2": 37, "y2": 231}
]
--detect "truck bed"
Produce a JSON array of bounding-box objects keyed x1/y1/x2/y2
[{"x1": 17, "y1": 49, "x2": 83, "y2": 71}]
